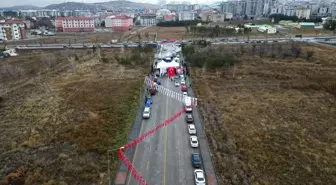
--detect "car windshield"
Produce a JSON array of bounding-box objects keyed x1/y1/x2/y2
[{"x1": 197, "y1": 177, "x2": 204, "y2": 181}]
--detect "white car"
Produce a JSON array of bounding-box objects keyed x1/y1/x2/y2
[
  {"x1": 188, "y1": 124, "x2": 196, "y2": 134},
  {"x1": 190, "y1": 136, "x2": 199, "y2": 148},
  {"x1": 142, "y1": 107, "x2": 151, "y2": 119},
  {"x1": 180, "y1": 74, "x2": 184, "y2": 79},
  {"x1": 183, "y1": 91, "x2": 188, "y2": 96},
  {"x1": 180, "y1": 80, "x2": 186, "y2": 85},
  {"x1": 174, "y1": 81, "x2": 180, "y2": 86},
  {"x1": 194, "y1": 169, "x2": 206, "y2": 185}
]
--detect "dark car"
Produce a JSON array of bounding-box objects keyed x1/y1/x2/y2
[
  {"x1": 191, "y1": 153, "x2": 202, "y2": 168},
  {"x1": 185, "y1": 114, "x2": 194, "y2": 123}
]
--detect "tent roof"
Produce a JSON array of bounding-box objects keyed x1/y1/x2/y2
[{"x1": 156, "y1": 60, "x2": 179, "y2": 69}]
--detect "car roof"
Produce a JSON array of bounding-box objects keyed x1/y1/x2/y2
[
  {"x1": 190, "y1": 136, "x2": 197, "y2": 140},
  {"x1": 196, "y1": 171, "x2": 204, "y2": 178},
  {"x1": 187, "y1": 114, "x2": 193, "y2": 118}
]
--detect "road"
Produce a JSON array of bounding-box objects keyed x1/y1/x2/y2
[{"x1": 126, "y1": 77, "x2": 197, "y2": 185}]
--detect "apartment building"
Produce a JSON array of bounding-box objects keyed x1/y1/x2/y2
[
  {"x1": 200, "y1": 12, "x2": 226, "y2": 22},
  {"x1": 0, "y1": 20, "x2": 27, "y2": 41},
  {"x1": 139, "y1": 14, "x2": 157, "y2": 26},
  {"x1": 178, "y1": 11, "x2": 195, "y2": 21},
  {"x1": 220, "y1": 0, "x2": 278, "y2": 17},
  {"x1": 165, "y1": 4, "x2": 200, "y2": 13},
  {"x1": 111, "y1": 16, "x2": 133, "y2": 31},
  {"x1": 55, "y1": 17, "x2": 94, "y2": 32}
]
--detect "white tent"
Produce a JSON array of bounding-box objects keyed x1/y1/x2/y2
[{"x1": 156, "y1": 60, "x2": 180, "y2": 75}]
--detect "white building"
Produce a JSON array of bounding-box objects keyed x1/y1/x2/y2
[
  {"x1": 296, "y1": 8, "x2": 311, "y2": 19},
  {"x1": 178, "y1": 11, "x2": 195, "y2": 21},
  {"x1": 105, "y1": 16, "x2": 115, "y2": 28},
  {"x1": 139, "y1": 14, "x2": 157, "y2": 26},
  {"x1": 258, "y1": 25, "x2": 277, "y2": 34}
]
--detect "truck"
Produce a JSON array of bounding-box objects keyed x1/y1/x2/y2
[{"x1": 184, "y1": 96, "x2": 192, "y2": 112}]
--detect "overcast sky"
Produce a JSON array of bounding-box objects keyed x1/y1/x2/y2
[{"x1": 1, "y1": 0, "x2": 219, "y2": 8}]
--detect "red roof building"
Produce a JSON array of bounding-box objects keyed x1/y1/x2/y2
[
  {"x1": 55, "y1": 17, "x2": 95, "y2": 32},
  {"x1": 111, "y1": 15, "x2": 133, "y2": 31}
]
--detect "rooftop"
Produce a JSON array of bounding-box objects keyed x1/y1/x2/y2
[{"x1": 56, "y1": 17, "x2": 93, "y2": 21}]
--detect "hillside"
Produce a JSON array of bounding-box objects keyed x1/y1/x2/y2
[
  {"x1": 2, "y1": 0, "x2": 160, "y2": 11},
  {"x1": 45, "y1": 2, "x2": 99, "y2": 11},
  {"x1": 0, "y1": 5, "x2": 41, "y2": 11},
  {"x1": 95, "y1": 0, "x2": 161, "y2": 9}
]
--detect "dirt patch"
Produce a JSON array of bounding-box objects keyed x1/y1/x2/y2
[
  {"x1": 127, "y1": 26, "x2": 186, "y2": 41},
  {"x1": 191, "y1": 44, "x2": 336, "y2": 185},
  {"x1": 0, "y1": 48, "x2": 150, "y2": 185}
]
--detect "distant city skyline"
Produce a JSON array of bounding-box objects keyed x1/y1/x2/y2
[{"x1": 0, "y1": 0, "x2": 220, "y2": 8}]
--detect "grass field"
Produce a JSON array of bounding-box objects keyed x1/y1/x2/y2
[
  {"x1": 191, "y1": 43, "x2": 336, "y2": 185},
  {"x1": 0, "y1": 48, "x2": 150, "y2": 184}
]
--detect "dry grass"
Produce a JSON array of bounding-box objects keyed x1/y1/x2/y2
[
  {"x1": 0, "y1": 48, "x2": 149, "y2": 185},
  {"x1": 191, "y1": 44, "x2": 336, "y2": 185},
  {"x1": 128, "y1": 26, "x2": 186, "y2": 41}
]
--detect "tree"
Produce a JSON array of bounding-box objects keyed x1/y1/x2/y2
[
  {"x1": 145, "y1": 32, "x2": 149, "y2": 41},
  {"x1": 323, "y1": 19, "x2": 336, "y2": 31},
  {"x1": 137, "y1": 32, "x2": 141, "y2": 42},
  {"x1": 100, "y1": 21, "x2": 105, "y2": 27}
]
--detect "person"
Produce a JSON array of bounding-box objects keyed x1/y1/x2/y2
[{"x1": 145, "y1": 95, "x2": 147, "y2": 103}]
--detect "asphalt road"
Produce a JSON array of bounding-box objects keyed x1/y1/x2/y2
[{"x1": 126, "y1": 77, "x2": 197, "y2": 185}]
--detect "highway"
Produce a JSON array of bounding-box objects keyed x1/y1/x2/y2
[
  {"x1": 6, "y1": 36, "x2": 336, "y2": 51},
  {"x1": 127, "y1": 77, "x2": 197, "y2": 185}
]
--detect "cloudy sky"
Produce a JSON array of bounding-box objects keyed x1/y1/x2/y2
[{"x1": 1, "y1": 0, "x2": 220, "y2": 7}]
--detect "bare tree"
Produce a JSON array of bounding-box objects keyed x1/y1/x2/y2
[
  {"x1": 145, "y1": 32, "x2": 149, "y2": 41},
  {"x1": 69, "y1": 57, "x2": 77, "y2": 72},
  {"x1": 1, "y1": 63, "x2": 25, "y2": 80},
  {"x1": 41, "y1": 55, "x2": 56, "y2": 69}
]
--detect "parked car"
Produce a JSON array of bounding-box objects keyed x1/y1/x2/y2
[
  {"x1": 188, "y1": 124, "x2": 196, "y2": 134},
  {"x1": 185, "y1": 114, "x2": 194, "y2": 123},
  {"x1": 142, "y1": 107, "x2": 151, "y2": 119},
  {"x1": 181, "y1": 84, "x2": 188, "y2": 92},
  {"x1": 194, "y1": 169, "x2": 206, "y2": 185},
  {"x1": 190, "y1": 136, "x2": 199, "y2": 148},
  {"x1": 175, "y1": 81, "x2": 180, "y2": 87},
  {"x1": 183, "y1": 91, "x2": 188, "y2": 96},
  {"x1": 191, "y1": 153, "x2": 202, "y2": 168}
]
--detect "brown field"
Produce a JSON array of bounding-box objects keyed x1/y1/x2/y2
[
  {"x1": 2, "y1": 31, "x2": 133, "y2": 45},
  {"x1": 128, "y1": 26, "x2": 186, "y2": 41},
  {"x1": 191, "y1": 44, "x2": 336, "y2": 185},
  {"x1": 0, "y1": 48, "x2": 151, "y2": 184}
]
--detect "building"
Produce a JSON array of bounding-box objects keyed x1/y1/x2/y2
[
  {"x1": 165, "y1": 4, "x2": 200, "y2": 13},
  {"x1": 105, "y1": 16, "x2": 115, "y2": 28},
  {"x1": 111, "y1": 16, "x2": 133, "y2": 31},
  {"x1": 55, "y1": 17, "x2": 94, "y2": 32},
  {"x1": 257, "y1": 24, "x2": 277, "y2": 34},
  {"x1": 178, "y1": 11, "x2": 195, "y2": 21},
  {"x1": 297, "y1": 22, "x2": 315, "y2": 29},
  {"x1": 139, "y1": 14, "x2": 157, "y2": 26},
  {"x1": 0, "y1": 20, "x2": 27, "y2": 41},
  {"x1": 200, "y1": 12, "x2": 225, "y2": 22},
  {"x1": 296, "y1": 8, "x2": 311, "y2": 19},
  {"x1": 163, "y1": 14, "x2": 176, "y2": 22}
]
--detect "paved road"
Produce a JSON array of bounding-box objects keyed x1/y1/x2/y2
[{"x1": 126, "y1": 77, "x2": 197, "y2": 185}]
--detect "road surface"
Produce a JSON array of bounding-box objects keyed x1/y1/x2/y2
[{"x1": 126, "y1": 77, "x2": 197, "y2": 185}]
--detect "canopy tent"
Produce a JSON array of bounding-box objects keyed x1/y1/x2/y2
[{"x1": 156, "y1": 60, "x2": 180, "y2": 75}]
